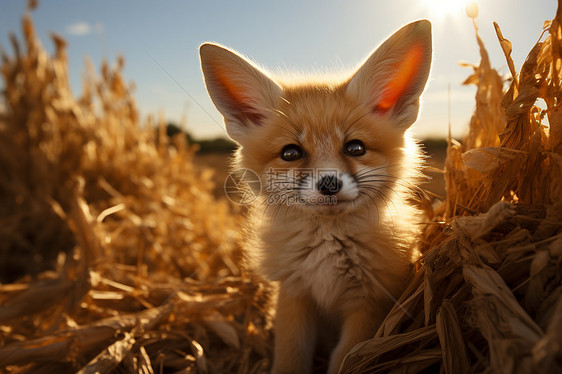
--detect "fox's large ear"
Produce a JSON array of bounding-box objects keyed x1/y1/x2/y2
[
  {"x1": 200, "y1": 43, "x2": 282, "y2": 144},
  {"x1": 346, "y1": 20, "x2": 432, "y2": 130}
]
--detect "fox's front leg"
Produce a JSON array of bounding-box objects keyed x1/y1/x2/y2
[
  {"x1": 327, "y1": 306, "x2": 385, "y2": 374},
  {"x1": 272, "y1": 283, "x2": 317, "y2": 374}
]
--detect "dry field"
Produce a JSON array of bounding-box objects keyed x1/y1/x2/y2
[{"x1": 0, "y1": 2, "x2": 561, "y2": 374}]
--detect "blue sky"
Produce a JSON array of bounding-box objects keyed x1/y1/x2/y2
[{"x1": 0, "y1": 1, "x2": 557, "y2": 140}]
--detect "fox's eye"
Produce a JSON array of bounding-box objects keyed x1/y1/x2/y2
[
  {"x1": 344, "y1": 139, "x2": 366, "y2": 157},
  {"x1": 281, "y1": 144, "x2": 303, "y2": 161}
]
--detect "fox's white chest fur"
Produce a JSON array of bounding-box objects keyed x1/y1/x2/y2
[
  {"x1": 200, "y1": 18, "x2": 431, "y2": 374},
  {"x1": 258, "y1": 207, "x2": 413, "y2": 311}
]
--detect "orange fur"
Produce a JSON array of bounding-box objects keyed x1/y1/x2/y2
[
  {"x1": 200, "y1": 20, "x2": 432, "y2": 374},
  {"x1": 375, "y1": 43, "x2": 425, "y2": 113}
]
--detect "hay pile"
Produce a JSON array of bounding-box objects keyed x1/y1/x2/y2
[
  {"x1": 0, "y1": 2, "x2": 561, "y2": 374},
  {"x1": 0, "y1": 9, "x2": 271, "y2": 374}
]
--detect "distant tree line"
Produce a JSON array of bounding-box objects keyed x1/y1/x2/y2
[
  {"x1": 162, "y1": 122, "x2": 447, "y2": 155},
  {"x1": 163, "y1": 122, "x2": 236, "y2": 153},
  {"x1": 421, "y1": 138, "x2": 448, "y2": 154}
]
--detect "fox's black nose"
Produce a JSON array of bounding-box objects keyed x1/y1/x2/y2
[{"x1": 317, "y1": 175, "x2": 342, "y2": 195}]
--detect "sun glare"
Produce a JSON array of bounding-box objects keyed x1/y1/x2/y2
[{"x1": 424, "y1": 0, "x2": 469, "y2": 19}]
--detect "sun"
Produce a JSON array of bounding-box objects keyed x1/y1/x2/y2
[{"x1": 424, "y1": 0, "x2": 470, "y2": 19}]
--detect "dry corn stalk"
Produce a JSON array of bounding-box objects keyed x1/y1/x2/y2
[{"x1": 0, "y1": 8, "x2": 271, "y2": 374}]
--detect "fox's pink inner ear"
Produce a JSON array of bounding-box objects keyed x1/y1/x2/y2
[
  {"x1": 373, "y1": 43, "x2": 425, "y2": 114},
  {"x1": 210, "y1": 65, "x2": 265, "y2": 126}
]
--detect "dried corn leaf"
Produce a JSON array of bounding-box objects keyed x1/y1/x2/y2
[
  {"x1": 204, "y1": 311, "x2": 240, "y2": 349},
  {"x1": 494, "y1": 21, "x2": 517, "y2": 78},
  {"x1": 461, "y1": 147, "x2": 520, "y2": 174},
  {"x1": 436, "y1": 300, "x2": 470, "y2": 374},
  {"x1": 342, "y1": 326, "x2": 437, "y2": 373},
  {"x1": 531, "y1": 293, "x2": 562, "y2": 371},
  {"x1": 76, "y1": 332, "x2": 135, "y2": 374},
  {"x1": 454, "y1": 201, "x2": 515, "y2": 239},
  {"x1": 463, "y1": 265, "x2": 543, "y2": 373}
]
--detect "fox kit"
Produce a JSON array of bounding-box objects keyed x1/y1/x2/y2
[{"x1": 200, "y1": 20, "x2": 431, "y2": 374}]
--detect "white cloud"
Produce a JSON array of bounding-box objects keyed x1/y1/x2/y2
[{"x1": 66, "y1": 21, "x2": 104, "y2": 36}]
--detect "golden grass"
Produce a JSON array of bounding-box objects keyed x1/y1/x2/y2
[
  {"x1": 0, "y1": 10, "x2": 271, "y2": 374},
  {"x1": 0, "y1": 2, "x2": 561, "y2": 373}
]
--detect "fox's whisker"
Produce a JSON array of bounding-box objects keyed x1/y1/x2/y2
[
  {"x1": 267, "y1": 107, "x2": 303, "y2": 139},
  {"x1": 354, "y1": 163, "x2": 404, "y2": 177},
  {"x1": 342, "y1": 109, "x2": 372, "y2": 135},
  {"x1": 357, "y1": 177, "x2": 426, "y2": 197},
  {"x1": 359, "y1": 186, "x2": 400, "y2": 217},
  {"x1": 358, "y1": 191, "x2": 380, "y2": 222}
]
